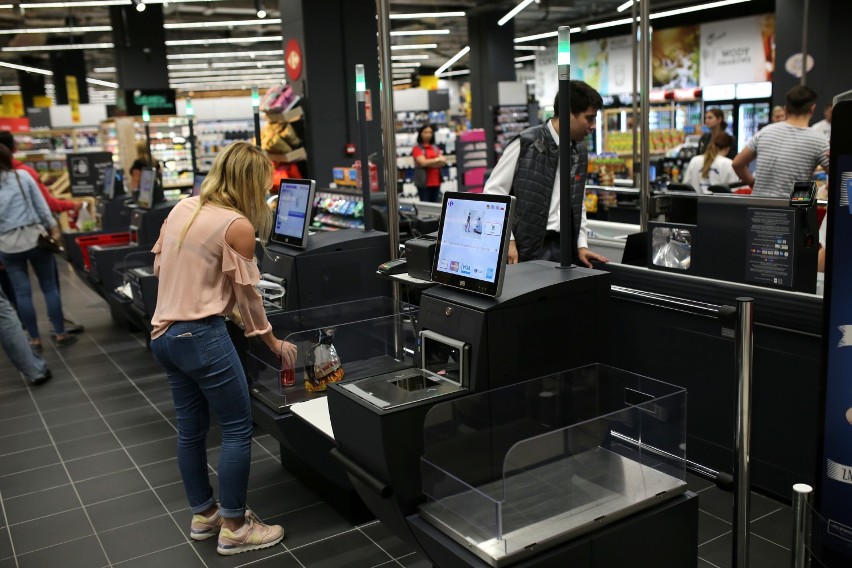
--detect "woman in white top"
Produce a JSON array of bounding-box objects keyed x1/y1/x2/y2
[{"x1": 683, "y1": 132, "x2": 740, "y2": 194}]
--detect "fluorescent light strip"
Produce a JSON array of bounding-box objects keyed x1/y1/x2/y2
[
  {"x1": 514, "y1": 55, "x2": 536, "y2": 62},
  {"x1": 86, "y1": 78, "x2": 118, "y2": 88},
  {"x1": 165, "y1": 18, "x2": 281, "y2": 29},
  {"x1": 514, "y1": 45, "x2": 546, "y2": 51},
  {"x1": 170, "y1": 81, "x2": 279, "y2": 89},
  {"x1": 389, "y1": 12, "x2": 465, "y2": 19},
  {"x1": 0, "y1": 25, "x2": 112, "y2": 35},
  {"x1": 0, "y1": 61, "x2": 53, "y2": 75},
  {"x1": 3, "y1": 42, "x2": 114, "y2": 52},
  {"x1": 515, "y1": 63, "x2": 524, "y2": 69},
  {"x1": 170, "y1": 68, "x2": 283, "y2": 78},
  {"x1": 167, "y1": 49, "x2": 283, "y2": 60},
  {"x1": 498, "y1": 0, "x2": 536, "y2": 27},
  {"x1": 391, "y1": 54, "x2": 430, "y2": 61},
  {"x1": 93, "y1": 67, "x2": 117, "y2": 73},
  {"x1": 586, "y1": 18, "x2": 632, "y2": 30},
  {"x1": 514, "y1": 31, "x2": 557, "y2": 43},
  {"x1": 20, "y1": 1, "x2": 127, "y2": 6},
  {"x1": 212, "y1": 59, "x2": 284, "y2": 68},
  {"x1": 651, "y1": 0, "x2": 751, "y2": 19},
  {"x1": 392, "y1": 79, "x2": 412, "y2": 85},
  {"x1": 389, "y1": 30, "x2": 450, "y2": 37},
  {"x1": 391, "y1": 43, "x2": 437, "y2": 50},
  {"x1": 392, "y1": 62, "x2": 421, "y2": 68},
  {"x1": 0, "y1": 4, "x2": 13, "y2": 8},
  {"x1": 165, "y1": 36, "x2": 282, "y2": 46},
  {"x1": 438, "y1": 69, "x2": 470, "y2": 77},
  {"x1": 0, "y1": 86, "x2": 21, "y2": 91},
  {"x1": 617, "y1": 0, "x2": 635, "y2": 12},
  {"x1": 435, "y1": 45, "x2": 469, "y2": 76}
]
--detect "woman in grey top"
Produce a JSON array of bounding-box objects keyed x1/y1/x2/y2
[{"x1": 0, "y1": 145, "x2": 76, "y2": 350}]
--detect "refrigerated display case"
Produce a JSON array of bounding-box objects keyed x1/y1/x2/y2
[
  {"x1": 702, "y1": 82, "x2": 772, "y2": 153},
  {"x1": 737, "y1": 100, "x2": 771, "y2": 150}
]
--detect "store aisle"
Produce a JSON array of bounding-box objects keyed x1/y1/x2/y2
[{"x1": 0, "y1": 264, "x2": 792, "y2": 568}]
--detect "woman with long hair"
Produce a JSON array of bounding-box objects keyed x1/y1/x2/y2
[
  {"x1": 697, "y1": 108, "x2": 736, "y2": 158},
  {"x1": 129, "y1": 139, "x2": 155, "y2": 194},
  {"x1": 0, "y1": 144, "x2": 76, "y2": 350},
  {"x1": 412, "y1": 123, "x2": 446, "y2": 202},
  {"x1": 150, "y1": 142, "x2": 295, "y2": 555},
  {"x1": 683, "y1": 132, "x2": 740, "y2": 193}
]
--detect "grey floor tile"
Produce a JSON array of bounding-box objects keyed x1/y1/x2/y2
[
  {"x1": 0, "y1": 528, "x2": 11, "y2": 561},
  {"x1": 138, "y1": 458, "x2": 183, "y2": 488},
  {"x1": 153, "y1": 481, "x2": 192, "y2": 514},
  {"x1": 360, "y1": 521, "x2": 416, "y2": 560},
  {"x1": 114, "y1": 543, "x2": 205, "y2": 568},
  {"x1": 57, "y1": 432, "x2": 121, "y2": 461},
  {"x1": 3, "y1": 484, "x2": 81, "y2": 525},
  {"x1": 698, "y1": 488, "x2": 781, "y2": 525},
  {"x1": 0, "y1": 428, "x2": 51, "y2": 457},
  {"x1": 8, "y1": 508, "x2": 94, "y2": 555},
  {"x1": 699, "y1": 511, "x2": 731, "y2": 546},
  {"x1": 113, "y1": 421, "x2": 176, "y2": 448},
  {"x1": 65, "y1": 448, "x2": 134, "y2": 482},
  {"x1": 75, "y1": 469, "x2": 149, "y2": 506},
  {"x1": 33, "y1": 390, "x2": 91, "y2": 412},
  {"x1": 15, "y1": 535, "x2": 108, "y2": 568},
  {"x1": 98, "y1": 514, "x2": 186, "y2": 564},
  {"x1": 397, "y1": 552, "x2": 432, "y2": 567},
  {"x1": 291, "y1": 529, "x2": 393, "y2": 568},
  {"x1": 0, "y1": 445, "x2": 60, "y2": 477},
  {"x1": 0, "y1": 413, "x2": 45, "y2": 438},
  {"x1": 86, "y1": 490, "x2": 169, "y2": 533},
  {"x1": 192, "y1": 537, "x2": 288, "y2": 568},
  {"x1": 49, "y1": 416, "x2": 110, "y2": 444},
  {"x1": 102, "y1": 406, "x2": 168, "y2": 431},
  {"x1": 223, "y1": 550, "x2": 303, "y2": 567},
  {"x1": 0, "y1": 463, "x2": 70, "y2": 499},
  {"x1": 0, "y1": 399, "x2": 37, "y2": 421},
  {"x1": 86, "y1": 382, "x2": 142, "y2": 402},
  {"x1": 265, "y1": 501, "x2": 352, "y2": 549},
  {"x1": 247, "y1": 456, "x2": 295, "y2": 488},
  {"x1": 41, "y1": 403, "x2": 100, "y2": 428},
  {"x1": 698, "y1": 531, "x2": 790, "y2": 568},
  {"x1": 125, "y1": 436, "x2": 178, "y2": 466},
  {"x1": 750, "y1": 505, "x2": 793, "y2": 550},
  {"x1": 247, "y1": 479, "x2": 322, "y2": 519},
  {"x1": 94, "y1": 392, "x2": 151, "y2": 415}
]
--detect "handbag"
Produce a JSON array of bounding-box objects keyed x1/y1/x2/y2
[
  {"x1": 412, "y1": 145, "x2": 428, "y2": 188},
  {"x1": 8, "y1": 171, "x2": 62, "y2": 255}
]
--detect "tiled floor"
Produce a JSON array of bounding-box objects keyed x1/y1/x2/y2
[{"x1": 0, "y1": 265, "x2": 794, "y2": 568}]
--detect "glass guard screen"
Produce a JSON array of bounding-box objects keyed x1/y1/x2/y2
[
  {"x1": 137, "y1": 168, "x2": 156, "y2": 209},
  {"x1": 102, "y1": 165, "x2": 114, "y2": 199},
  {"x1": 435, "y1": 196, "x2": 508, "y2": 284},
  {"x1": 275, "y1": 181, "x2": 311, "y2": 239},
  {"x1": 423, "y1": 335, "x2": 462, "y2": 384},
  {"x1": 191, "y1": 174, "x2": 205, "y2": 197}
]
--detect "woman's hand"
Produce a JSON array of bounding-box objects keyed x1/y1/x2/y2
[
  {"x1": 275, "y1": 339, "x2": 297, "y2": 368},
  {"x1": 50, "y1": 226, "x2": 61, "y2": 240}
]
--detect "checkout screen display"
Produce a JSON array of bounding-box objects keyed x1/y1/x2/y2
[
  {"x1": 274, "y1": 181, "x2": 311, "y2": 238},
  {"x1": 435, "y1": 197, "x2": 508, "y2": 284}
]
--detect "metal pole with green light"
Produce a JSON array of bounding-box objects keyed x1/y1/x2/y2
[
  {"x1": 251, "y1": 86, "x2": 261, "y2": 148},
  {"x1": 142, "y1": 104, "x2": 152, "y2": 164},
  {"x1": 355, "y1": 64, "x2": 373, "y2": 232},
  {"x1": 186, "y1": 96, "x2": 198, "y2": 176},
  {"x1": 557, "y1": 26, "x2": 576, "y2": 268}
]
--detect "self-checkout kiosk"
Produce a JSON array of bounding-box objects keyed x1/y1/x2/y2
[
  {"x1": 95, "y1": 164, "x2": 133, "y2": 232},
  {"x1": 321, "y1": 191, "x2": 697, "y2": 566},
  {"x1": 258, "y1": 178, "x2": 390, "y2": 310}
]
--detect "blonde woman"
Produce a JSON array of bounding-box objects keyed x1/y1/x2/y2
[
  {"x1": 150, "y1": 142, "x2": 295, "y2": 555},
  {"x1": 683, "y1": 132, "x2": 740, "y2": 194}
]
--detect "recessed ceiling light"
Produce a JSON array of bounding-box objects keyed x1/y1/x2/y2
[
  {"x1": 165, "y1": 36, "x2": 282, "y2": 46},
  {"x1": 389, "y1": 12, "x2": 465, "y2": 19},
  {"x1": 2, "y1": 43, "x2": 115, "y2": 52},
  {"x1": 391, "y1": 44, "x2": 438, "y2": 51},
  {"x1": 389, "y1": 30, "x2": 450, "y2": 37},
  {"x1": 167, "y1": 49, "x2": 283, "y2": 60},
  {"x1": 435, "y1": 46, "x2": 470, "y2": 76},
  {"x1": 164, "y1": 19, "x2": 281, "y2": 29}
]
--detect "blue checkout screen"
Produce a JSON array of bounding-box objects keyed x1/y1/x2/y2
[
  {"x1": 275, "y1": 182, "x2": 310, "y2": 238},
  {"x1": 436, "y1": 197, "x2": 507, "y2": 283}
]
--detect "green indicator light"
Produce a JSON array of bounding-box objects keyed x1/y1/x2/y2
[
  {"x1": 355, "y1": 64, "x2": 366, "y2": 93},
  {"x1": 251, "y1": 86, "x2": 260, "y2": 108},
  {"x1": 558, "y1": 26, "x2": 571, "y2": 66},
  {"x1": 185, "y1": 97, "x2": 194, "y2": 117},
  {"x1": 142, "y1": 105, "x2": 150, "y2": 122}
]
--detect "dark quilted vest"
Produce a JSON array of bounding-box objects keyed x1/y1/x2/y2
[{"x1": 512, "y1": 123, "x2": 587, "y2": 262}]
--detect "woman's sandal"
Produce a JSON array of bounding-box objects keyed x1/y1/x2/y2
[{"x1": 29, "y1": 340, "x2": 43, "y2": 352}]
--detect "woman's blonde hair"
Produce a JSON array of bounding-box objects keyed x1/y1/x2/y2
[
  {"x1": 178, "y1": 141, "x2": 273, "y2": 249},
  {"x1": 700, "y1": 132, "x2": 734, "y2": 178},
  {"x1": 135, "y1": 140, "x2": 153, "y2": 166}
]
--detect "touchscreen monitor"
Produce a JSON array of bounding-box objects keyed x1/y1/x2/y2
[
  {"x1": 191, "y1": 173, "x2": 206, "y2": 197},
  {"x1": 431, "y1": 192, "x2": 515, "y2": 297},
  {"x1": 137, "y1": 167, "x2": 156, "y2": 209},
  {"x1": 102, "y1": 164, "x2": 115, "y2": 200},
  {"x1": 270, "y1": 179, "x2": 317, "y2": 248}
]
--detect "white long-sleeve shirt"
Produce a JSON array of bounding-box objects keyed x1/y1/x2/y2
[{"x1": 483, "y1": 119, "x2": 588, "y2": 250}]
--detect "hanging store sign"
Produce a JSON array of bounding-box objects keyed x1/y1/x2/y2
[
  {"x1": 534, "y1": 46, "x2": 558, "y2": 109},
  {"x1": 605, "y1": 35, "x2": 633, "y2": 97},
  {"x1": 66, "y1": 76, "x2": 80, "y2": 124},
  {"x1": 286, "y1": 39, "x2": 303, "y2": 81},
  {"x1": 652, "y1": 25, "x2": 700, "y2": 89},
  {"x1": 125, "y1": 89, "x2": 176, "y2": 117},
  {"x1": 700, "y1": 15, "x2": 775, "y2": 86}
]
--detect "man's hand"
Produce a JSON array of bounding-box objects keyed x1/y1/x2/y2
[
  {"x1": 578, "y1": 247, "x2": 609, "y2": 268},
  {"x1": 507, "y1": 240, "x2": 518, "y2": 264}
]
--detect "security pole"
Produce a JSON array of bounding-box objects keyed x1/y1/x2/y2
[
  {"x1": 557, "y1": 26, "x2": 576, "y2": 268},
  {"x1": 186, "y1": 96, "x2": 197, "y2": 175},
  {"x1": 251, "y1": 86, "x2": 262, "y2": 148},
  {"x1": 355, "y1": 64, "x2": 373, "y2": 232},
  {"x1": 639, "y1": 0, "x2": 651, "y2": 231},
  {"x1": 791, "y1": 483, "x2": 813, "y2": 568},
  {"x1": 142, "y1": 105, "x2": 152, "y2": 159},
  {"x1": 733, "y1": 296, "x2": 755, "y2": 568}
]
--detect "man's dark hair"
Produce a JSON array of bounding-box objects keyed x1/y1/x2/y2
[
  {"x1": 785, "y1": 85, "x2": 818, "y2": 116},
  {"x1": 0, "y1": 131, "x2": 14, "y2": 152},
  {"x1": 553, "y1": 80, "x2": 604, "y2": 118}
]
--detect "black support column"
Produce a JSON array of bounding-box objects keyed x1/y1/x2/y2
[
  {"x1": 468, "y1": 10, "x2": 516, "y2": 167},
  {"x1": 18, "y1": 56, "x2": 47, "y2": 110},
  {"x1": 49, "y1": 50, "x2": 89, "y2": 105},
  {"x1": 109, "y1": 4, "x2": 169, "y2": 92},
  {"x1": 278, "y1": 0, "x2": 383, "y2": 190}
]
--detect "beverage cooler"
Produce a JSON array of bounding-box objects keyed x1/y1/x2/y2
[
  {"x1": 702, "y1": 82, "x2": 772, "y2": 152},
  {"x1": 737, "y1": 100, "x2": 771, "y2": 150}
]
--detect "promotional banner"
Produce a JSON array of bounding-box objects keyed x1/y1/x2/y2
[
  {"x1": 573, "y1": 38, "x2": 607, "y2": 94},
  {"x1": 534, "y1": 45, "x2": 558, "y2": 109},
  {"x1": 700, "y1": 15, "x2": 776, "y2": 86},
  {"x1": 66, "y1": 152, "x2": 113, "y2": 197},
  {"x1": 819, "y1": 101, "x2": 852, "y2": 559},
  {"x1": 652, "y1": 26, "x2": 700, "y2": 88},
  {"x1": 606, "y1": 35, "x2": 634, "y2": 96}
]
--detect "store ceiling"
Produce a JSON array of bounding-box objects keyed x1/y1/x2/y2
[{"x1": 0, "y1": 0, "x2": 732, "y2": 96}]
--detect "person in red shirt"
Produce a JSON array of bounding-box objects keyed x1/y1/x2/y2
[
  {"x1": 411, "y1": 124, "x2": 446, "y2": 203},
  {"x1": 0, "y1": 131, "x2": 84, "y2": 335}
]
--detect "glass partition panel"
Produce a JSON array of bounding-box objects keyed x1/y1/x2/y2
[
  {"x1": 420, "y1": 364, "x2": 686, "y2": 567},
  {"x1": 246, "y1": 297, "x2": 418, "y2": 407}
]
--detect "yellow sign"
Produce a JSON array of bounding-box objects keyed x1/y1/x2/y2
[
  {"x1": 66, "y1": 75, "x2": 80, "y2": 124},
  {"x1": 0, "y1": 94, "x2": 24, "y2": 118},
  {"x1": 419, "y1": 75, "x2": 438, "y2": 90},
  {"x1": 33, "y1": 96, "x2": 52, "y2": 108}
]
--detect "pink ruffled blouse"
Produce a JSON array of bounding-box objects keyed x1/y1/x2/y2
[{"x1": 150, "y1": 196, "x2": 272, "y2": 340}]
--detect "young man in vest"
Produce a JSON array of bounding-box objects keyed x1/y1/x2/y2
[{"x1": 484, "y1": 80, "x2": 609, "y2": 267}]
